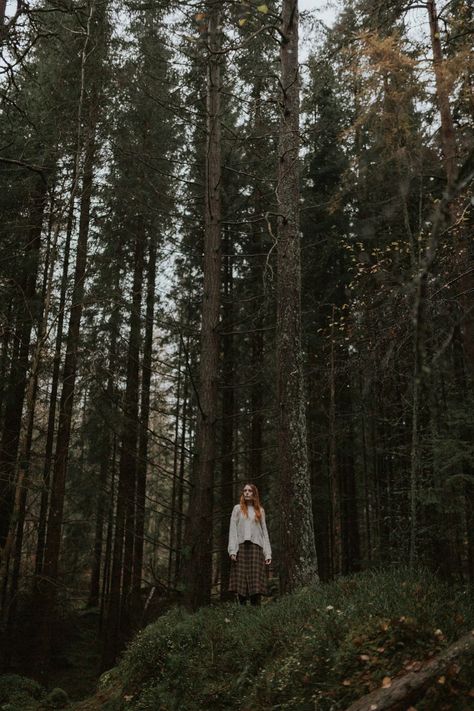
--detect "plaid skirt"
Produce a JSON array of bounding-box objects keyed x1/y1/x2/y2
[{"x1": 228, "y1": 541, "x2": 268, "y2": 596}]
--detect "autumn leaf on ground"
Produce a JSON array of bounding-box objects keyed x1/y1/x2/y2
[
  {"x1": 238, "y1": 18, "x2": 247, "y2": 26},
  {"x1": 257, "y1": 4, "x2": 269, "y2": 13},
  {"x1": 382, "y1": 676, "x2": 391, "y2": 688}
]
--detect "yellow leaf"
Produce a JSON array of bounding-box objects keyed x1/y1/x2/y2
[
  {"x1": 238, "y1": 18, "x2": 247, "y2": 26},
  {"x1": 257, "y1": 3, "x2": 269, "y2": 13},
  {"x1": 342, "y1": 679, "x2": 351, "y2": 686},
  {"x1": 437, "y1": 676, "x2": 446, "y2": 684},
  {"x1": 382, "y1": 676, "x2": 392, "y2": 688}
]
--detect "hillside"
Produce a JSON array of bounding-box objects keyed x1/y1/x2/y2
[{"x1": 2, "y1": 568, "x2": 473, "y2": 711}]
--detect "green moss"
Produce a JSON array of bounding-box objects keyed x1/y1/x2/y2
[{"x1": 112, "y1": 567, "x2": 474, "y2": 710}]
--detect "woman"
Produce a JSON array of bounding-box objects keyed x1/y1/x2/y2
[{"x1": 228, "y1": 483, "x2": 272, "y2": 605}]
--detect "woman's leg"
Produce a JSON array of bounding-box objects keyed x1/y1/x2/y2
[{"x1": 238, "y1": 594, "x2": 247, "y2": 605}]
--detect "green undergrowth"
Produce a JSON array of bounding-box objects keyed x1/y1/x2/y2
[
  {"x1": 114, "y1": 567, "x2": 474, "y2": 711},
  {"x1": 1, "y1": 567, "x2": 473, "y2": 710}
]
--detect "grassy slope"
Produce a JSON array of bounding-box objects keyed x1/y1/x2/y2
[
  {"x1": 1, "y1": 567, "x2": 473, "y2": 710},
  {"x1": 115, "y1": 567, "x2": 474, "y2": 710}
]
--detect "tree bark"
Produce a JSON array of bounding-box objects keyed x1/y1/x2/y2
[
  {"x1": 31, "y1": 50, "x2": 100, "y2": 675},
  {"x1": 101, "y1": 231, "x2": 145, "y2": 668},
  {"x1": 276, "y1": 0, "x2": 318, "y2": 592},
  {"x1": 219, "y1": 228, "x2": 234, "y2": 600},
  {"x1": 132, "y1": 236, "x2": 157, "y2": 620},
  {"x1": 0, "y1": 177, "x2": 46, "y2": 550},
  {"x1": 344, "y1": 630, "x2": 474, "y2": 711},
  {"x1": 180, "y1": 0, "x2": 222, "y2": 610},
  {"x1": 34, "y1": 161, "x2": 75, "y2": 579},
  {"x1": 427, "y1": 0, "x2": 457, "y2": 188}
]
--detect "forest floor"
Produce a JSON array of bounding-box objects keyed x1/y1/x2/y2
[{"x1": 1, "y1": 567, "x2": 474, "y2": 710}]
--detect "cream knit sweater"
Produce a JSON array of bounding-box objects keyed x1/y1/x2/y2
[{"x1": 228, "y1": 504, "x2": 272, "y2": 560}]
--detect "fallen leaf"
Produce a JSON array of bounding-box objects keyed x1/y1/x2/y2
[
  {"x1": 342, "y1": 679, "x2": 351, "y2": 686},
  {"x1": 238, "y1": 18, "x2": 247, "y2": 26},
  {"x1": 257, "y1": 3, "x2": 269, "y2": 13},
  {"x1": 437, "y1": 675, "x2": 446, "y2": 684},
  {"x1": 382, "y1": 676, "x2": 391, "y2": 688},
  {"x1": 360, "y1": 654, "x2": 370, "y2": 661}
]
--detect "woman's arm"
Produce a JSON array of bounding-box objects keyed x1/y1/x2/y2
[
  {"x1": 228, "y1": 505, "x2": 239, "y2": 558},
  {"x1": 260, "y1": 508, "x2": 272, "y2": 562}
]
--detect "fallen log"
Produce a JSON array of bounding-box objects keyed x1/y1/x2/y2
[{"x1": 344, "y1": 629, "x2": 474, "y2": 711}]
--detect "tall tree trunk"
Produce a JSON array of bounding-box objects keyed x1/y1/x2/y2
[
  {"x1": 427, "y1": 0, "x2": 457, "y2": 188},
  {"x1": 2, "y1": 211, "x2": 60, "y2": 651},
  {"x1": 180, "y1": 1, "x2": 222, "y2": 610},
  {"x1": 32, "y1": 42, "x2": 100, "y2": 674},
  {"x1": 276, "y1": 0, "x2": 318, "y2": 592},
  {"x1": 174, "y1": 358, "x2": 189, "y2": 588},
  {"x1": 0, "y1": 297, "x2": 13, "y2": 419},
  {"x1": 0, "y1": 177, "x2": 46, "y2": 550},
  {"x1": 101, "y1": 231, "x2": 145, "y2": 668},
  {"x1": 220, "y1": 229, "x2": 234, "y2": 600},
  {"x1": 132, "y1": 236, "x2": 157, "y2": 621},
  {"x1": 100, "y1": 433, "x2": 117, "y2": 631},
  {"x1": 339, "y1": 375, "x2": 361, "y2": 574},
  {"x1": 329, "y1": 316, "x2": 341, "y2": 578},
  {"x1": 34, "y1": 163, "x2": 76, "y2": 579},
  {"x1": 88, "y1": 317, "x2": 118, "y2": 609},
  {"x1": 168, "y1": 335, "x2": 183, "y2": 590}
]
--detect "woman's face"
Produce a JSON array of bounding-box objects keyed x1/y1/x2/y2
[{"x1": 243, "y1": 485, "x2": 254, "y2": 502}]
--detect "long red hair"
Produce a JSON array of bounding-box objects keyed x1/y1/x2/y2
[{"x1": 239, "y1": 483, "x2": 263, "y2": 521}]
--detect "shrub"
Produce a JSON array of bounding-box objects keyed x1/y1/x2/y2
[{"x1": 0, "y1": 674, "x2": 45, "y2": 710}]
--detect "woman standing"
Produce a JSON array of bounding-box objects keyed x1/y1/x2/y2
[{"x1": 228, "y1": 483, "x2": 272, "y2": 605}]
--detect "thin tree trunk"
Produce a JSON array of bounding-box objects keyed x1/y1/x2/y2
[
  {"x1": 88, "y1": 327, "x2": 117, "y2": 609},
  {"x1": 101, "y1": 232, "x2": 144, "y2": 668},
  {"x1": 0, "y1": 297, "x2": 13, "y2": 419},
  {"x1": 276, "y1": 0, "x2": 318, "y2": 592},
  {"x1": 2, "y1": 209, "x2": 60, "y2": 646},
  {"x1": 132, "y1": 236, "x2": 157, "y2": 621},
  {"x1": 100, "y1": 433, "x2": 117, "y2": 632},
  {"x1": 31, "y1": 16, "x2": 100, "y2": 669},
  {"x1": 220, "y1": 228, "x2": 234, "y2": 600},
  {"x1": 34, "y1": 162, "x2": 76, "y2": 579},
  {"x1": 168, "y1": 333, "x2": 183, "y2": 590},
  {"x1": 329, "y1": 315, "x2": 341, "y2": 578},
  {"x1": 174, "y1": 360, "x2": 189, "y2": 588},
  {"x1": 0, "y1": 177, "x2": 46, "y2": 550},
  {"x1": 427, "y1": 0, "x2": 457, "y2": 188},
  {"x1": 181, "y1": 0, "x2": 222, "y2": 610}
]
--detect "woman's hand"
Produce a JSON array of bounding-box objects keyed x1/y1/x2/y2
[
  {"x1": 265, "y1": 558, "x2": 271, "y2": 565},
  {"x1": 230, "y1": 554, "x2": 237, "y2": 561}
]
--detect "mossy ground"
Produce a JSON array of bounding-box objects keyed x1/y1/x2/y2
[
  {"x1": 1, "y1": 567, "x2": 473, "y2": 710},
  {"x1": 117, "y1": 566, "x2": 474, "y2": 710}
]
